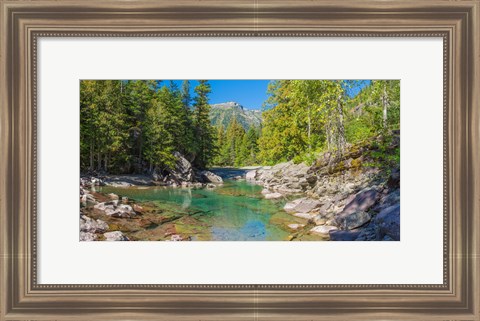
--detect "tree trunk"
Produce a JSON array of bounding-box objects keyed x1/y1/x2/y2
[
  {"x1": 97, "y1": 152, "x2": 102, "y2": 172},
  {"x1": 104, "y1": 153, "x2": 109, "y2": 173},
  {"x1": 89, "y1": 140, "x2": 94, "y2": 172}
]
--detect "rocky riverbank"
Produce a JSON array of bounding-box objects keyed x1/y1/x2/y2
[
  {"x1": 81, "y1": 152, "x2": 223, "y2": 189},
  {"x1": 246, "y1": 133, "x2": 400, "y2": 241},
  {"x1": 80, "y1": 151, "x2": 224, "y2": 241}
]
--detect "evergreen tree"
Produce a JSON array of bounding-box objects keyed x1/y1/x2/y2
[{"x1": 192, "y1": 80, "x2": 215, "y2": 168}]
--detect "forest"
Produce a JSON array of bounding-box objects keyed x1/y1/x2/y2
[{"x1": 80, "y1": 80, "x2": 400, "y2": 174}]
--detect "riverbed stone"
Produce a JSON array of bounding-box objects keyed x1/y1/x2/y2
[
  {"x1": 246, "y1": 170, "x2": 257, "y2": 181},
  {"x1": 312, "y1": 215, "x2": 327, "y2": 225},
  {"x1": 287, "y1": 223, "x2": 305, "y2": 230},
  {"x1": 200, "y1": 170, "x2": 223, "y2": 184},
  {"x1": 293, "y1": 212, "x2": 316, "y2": 220},
  {"x1": 284, "y1": 198, "x2": 321, "y2": 213},
  {"x1": 264, "y1": 192, "x2": 283, "y2": 200},
  {"x1": 104, "y1": 231, "x2": 128, "y2": 241},
  {"x1": 80, "y1": 216, "x2": 108, "y2": 233},
  {"x1": 374, "y1": 204, "x2": 400, "y2": 241},
  {"x1": 108, "y1": 193, "x2": 119, "y2": 200},
  {"x1": 80, "y1": 231, "x2": 97, "y2": 241},
  {"x1": 310, "y1": 225, "x2": 338, "y2": 237},
  {"x1": 335, "y1": 211, "x2": 371, "y2": 230},
  {"x1": 341, "y1": 188, "x2": 379, "y2": 216},
  {"x1": 329, "y1": 230, "x2": 361, "y2": 241}
]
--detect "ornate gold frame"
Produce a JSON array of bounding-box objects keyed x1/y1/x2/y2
[{"x1": 1, "y1": 0, "x2": 479, "y2": 320}]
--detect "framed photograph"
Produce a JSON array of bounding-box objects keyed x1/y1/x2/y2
[{"x1": 1, "y1": 0, "x2": 479, "y2": 320}]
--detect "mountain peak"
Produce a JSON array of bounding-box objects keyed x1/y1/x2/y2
[
  {"x1": 209, "y1": 102, "x2": 262, "y2": 130},
  {"x1": 211, "y1": 101, "x2": 244, "y2": 110}
]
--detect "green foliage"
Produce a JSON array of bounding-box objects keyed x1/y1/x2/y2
[
  {"x1": 80, "y1": 80, "x2": 215, "y2": 174},
  {"x1": 257, "y1": 80, "x2": 400, "y2": 165},
  {"x1": 80, "y1": 79, "x2": 401, "y2": 173},
  {"x1": 192, "y1": 80, "x2": 216, "y2": 169}
]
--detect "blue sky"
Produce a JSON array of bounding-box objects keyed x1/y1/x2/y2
[
  {"x1": 164, "y1": 80, "x2": 369, "y2": 110},
  {"x1": 169, "y1": 80, "x2": 270, "y2": 110}
]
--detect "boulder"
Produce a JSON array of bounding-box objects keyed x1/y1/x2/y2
[
  {"x1": 80, "y1": 216, "x2": 108, "y2": 233},
  {"x1": 293, "y1": 212, "x2": 316, "y2": 220},
  {"x1": 261, "y1": 188, "x2": 271, "y2": 195},
  {"x1": 200, "y1": 170, "x2": 223, "y2": 184},
  {"x1": 104, "y1": 231, "x2": 128, "y2": 241},
  {"x1": 107, "y1": 193, "x2": 119, "y2": 200},
  {"x1": 80, "y1": 232, "x2": 97, "y2": 241},
  {"x1": 335, "y1": 211, "x2": 371, "y2": 230},
  {"x1": 170, "y1": 234, "x2": 183, "y2": 241},
  {"x1": 108, "y1": 204, "x2": 136, "y2": 218},
  {"x1": 387, "y1": 168, "x2": 400, "y2": 188},
  {"x1": 287, "y1": 223, "x2": 305, "y2": 230},
  {"x1": 329, "y1": 230, "x2": 361, "y2": 241},
  {"x1": 375, "y1": 204, "x2": 400, "y2": 241},
  {"x1": 94, "y1": 202, "x2": 115, "y2": 212},
  {"x1": 312, "y1": 215, "x2": 326, "y2": 225},
  {"x1": 310, "y1": 225, "x2": 338, "y2": 237},
  {"x1": 284, "y1": 198, "x2": 321, "y2": 213},
  {"x1": 132, "y1": 204, "x2": 144, "y2": 213},
  {"x1": 341, "y1": 188, "x2": 379, "y2": 216},
  {"x1": 171, "y1": 151, "x2": 194, "y2": 182},
  {"x1": 246, "y1": 170, "x2": 257, "y2": 181},
  {"x1": 264, "y1": 192, "x2": 283, "y2": 200},
  {"x1": 91, "y1": 177, "x2": 105, "y2": 186}
]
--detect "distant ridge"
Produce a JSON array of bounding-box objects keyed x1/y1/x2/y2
[{"x1": 210, "y1": 102, "x2": 262, "y2": 130}]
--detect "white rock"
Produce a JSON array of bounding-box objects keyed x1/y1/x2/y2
[
  {"x1": 310, "y1": 225, "x2": 338, "y2": 236},
  {"x1": 265, "y1": 192, "x2": 283, "y2": 200},
  {"x1": 293, "y1": 213, "x2": 316, "y2": 220},
  {"x1": 108, "y1": 193, "x2": 119, "y2": 200},
  {"x1": 80, "y1": 216, "x2": 109, "y2": 233},
  {"x1": 80, "y1": 232, "x2": 97, "y2": 241},
  {"x1": 170, "y1": 234, "x2": 183, "y2": 241},
  {"x1": 104, "y1": 231, "x2": 128, "y2": 241},
  {"x1": 261, "y1": 188, "x2": 271, "y2": 195},
  {"x1": 200, "y1": 171, "x2": 223, "y2": 184},
  {"x1": 287, "y1": 223, "x2": 305, "y2": 230},
  {"x1": 284, "y1": 198, "x2": 321, "y2": 213},
  {"x1": 246, "y1": 170, "x2": 257, "y2": 181}
]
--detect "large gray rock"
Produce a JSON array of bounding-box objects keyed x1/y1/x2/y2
[
  {"x1": 94, "y1": 202, "x2": 115, "y2": 212},
  {"x1": 284, "y1": 198, "x2": 321, "y2": 213},
  {"x1": 104, "y1": 231, "x2": 129, "y2": 241},
  {"x1": 96, "y1": 202, "x2": 136, "y2": 218},
  {"x1": 264, "y1": 192, "x2": 283, "y2": 200},
  {"x1": 341, "y1": 188, "x2": 379, "y2": 216},
  {"x1": 310, "y1": 225, "x2": 338, "y2": 237},
  {"x1": 375, "y1": 204, "x2": 400, "y2": 241},
  {"x1": 200, "y1": 170, "x2": 223, "y2": 184},
  {"x1": 387, "y1": 168, "x2": 400, "y2": 188},
  {"x1": 335, "y1": 211, "x2": 371, "y2": 230},
  {"x1": 246, "y1": 170, "x2": 257, "y2": 181},
  {"x1": 171, "y1": 151, "x2": 194, "y2": 182},
  {"x1": 108, "y1": 204, "x2": 136, "y2": 218},
  {"x1": 329, "y1": 230, "x2": 361, "y2": 241},
  {"x1": 80, "y1": 216, "x2": 108, "y2": 233},
  {"x1": 80, "y1": 231, "x2": 97, "y2": 241}
]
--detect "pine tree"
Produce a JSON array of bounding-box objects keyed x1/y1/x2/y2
[{"x1": 192, "y1": 80, "x2": 215, "y2": 168}]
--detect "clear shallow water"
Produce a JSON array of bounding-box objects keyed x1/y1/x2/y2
[{"x1": 97, "y1": 172, "x2": 298, "y2": 241}]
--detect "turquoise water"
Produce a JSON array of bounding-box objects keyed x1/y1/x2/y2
[{"x1": 97, "y1": 174, "x2": 297, "y2": 241}]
